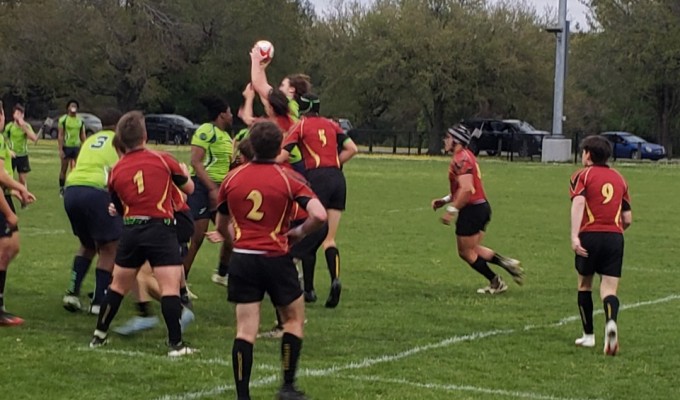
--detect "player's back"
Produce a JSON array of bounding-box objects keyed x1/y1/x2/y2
[
  {"x1": 66, "y1": 130, "x2": 118, "y2": 189},
  {"x1": 223, "y1": 162, "x2": 304, "y2": 253},
  {"x1": 291, "y1": 116, "x2": 343, "y2": 169},
  {"x1": 570, "y1": 165, "x2": 629, "y2": 233},
  {"x1": 110, "y1": 149, "x2": 177, "y2": 219}
]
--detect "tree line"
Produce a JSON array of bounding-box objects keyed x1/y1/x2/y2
[{"x1": 1, "y1": 0, "x2": 678, "y2": 155}]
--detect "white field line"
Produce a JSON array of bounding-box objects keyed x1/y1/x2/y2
[
  {"x1": 77, "y1": 347, "x2": 279, "y2": 371},
  {"x1": 157, "y1": 293, "x2": 680, "y2": 400},
  {"x1": 386, "y1": 206, "x2": 428, "y2": 213},
  {"x1": 21, "y1": 228, "x2": 67, "y2": 236},
  {"x1": 342, "y1": 374, "x2": 603, "y2": 400}
]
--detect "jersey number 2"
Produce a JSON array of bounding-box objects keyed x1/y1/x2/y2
[{"x1": 246, "y1": 190, "x2": 264, "y2": 221}]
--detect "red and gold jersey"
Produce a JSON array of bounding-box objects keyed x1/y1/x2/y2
[
  {"x1": 570, "y1": 165, "x2": 631, "y2": 233},
  {"x1": 283, "y1": 116, "x2": 348, "y2": 169},
  {"x1": 171, "y1": 184, "x2": 190, "y2": 213},
  {"x1": 448, "y1": 148, "x2": 487, "y2": 207},
  {"x1": 274, "y1": 114, "x2": 294, "y2": 133},
  {"x1": 217, "y1": 161, "x2": 316, "y2": 255},
  {"x1": 109, "y1": 149, "x2": 187, "y2": 219}
]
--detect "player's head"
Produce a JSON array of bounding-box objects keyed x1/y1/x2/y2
[
  {"x1": 445, "y1": 124, "x2": 471, "y2": 152},
  {"x1": 280, "y1": 73, "x2": 311, "y2": 99},
  {"x1": 580, "y1": 135, "x2": 611, "y2": 166},
  {"x1": 116, "y1": 111, "x2": 147, "y2": 150},
  {"x1": 99, "y1": 108, "x2": 123, "y2": 130},
  {"x1": 299, "y1": 93, "x2": 320, "y2": 115},
  {"x1": 268, "y1": 88, "x2": 290, "y2": 117},
  {"x1": 66, "y1": 99, "x2": 79, "y2": 115},
  {"x1": 238, "y1": 138, "x2": 255, "y2": 163},
  {"x1": 12, "y1": 104, "x2": 25, "y2": 120},
  {"x1": 199, "y1": 94, "x2": 232, "y2": 129},
  {"x1": 249, "y1": 121, "x2": 282, "y2": 161}
]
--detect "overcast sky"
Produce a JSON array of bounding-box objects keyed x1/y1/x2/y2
[{"x1": 309, "y1": 0, "x2": 590, "y2": 29}]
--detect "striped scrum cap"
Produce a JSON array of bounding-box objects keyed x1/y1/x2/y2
[{"x1": 447, "y1": 124, "x2": 472, "y2": 145}]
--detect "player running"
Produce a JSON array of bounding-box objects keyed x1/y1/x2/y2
[
  {"x1": 431, "y1": 124, "x2": 524, "y2": 294},
  {"x1": 570, "y1": 135, "x2": 632, "y2": 356},
  {"x1": 58, "y1": 100, "x2": 87, "y2": 196}
]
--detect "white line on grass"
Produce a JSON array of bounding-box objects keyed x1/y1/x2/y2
[
  {"x1": 341, "y1": 374, "x2": 603, "y2": 400},
  {"x1": 158, "y1": 293, "x2": 680, "y2": 400},
  {"x1": 22, "y1": 228, "x2": 67, "y2": 236},
  {"x1": 77, "y1": 347, "x2": 279, "y2": 371}
]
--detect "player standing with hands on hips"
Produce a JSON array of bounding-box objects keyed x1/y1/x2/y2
[
  {"x1": 432, "y1": 124, "x2": 524, "y2": 294},
  {"x1": 570, "y1": 135, "x2": 631, "y2": 356}
]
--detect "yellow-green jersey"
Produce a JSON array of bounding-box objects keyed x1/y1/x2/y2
[
  {"x1": 0, "y1": 134, "x2": 13, "y2": 194},
  {"x1": 59, "y1": 114, "x2": 85, "y2": 147},
  {"x1": 286, "y1": 99, "x2": 303, "y2": 164},
  {"x1": 65, "y1": 131, "x2": 119, "y2": 190},
  {"x1": 190, "y1": 123, "x2": 233, "y2": 182},
  {"x1": 4, "y1": 122, "x2": 35, "y2": 156}
]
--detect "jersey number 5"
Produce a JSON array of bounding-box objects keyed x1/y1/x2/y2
[
  {"x1": 246, "y1": 190, "x2": 264, "y2": 221},
  {"x1": 601, "y1": 183, "x2": 614, "y2": 204}
]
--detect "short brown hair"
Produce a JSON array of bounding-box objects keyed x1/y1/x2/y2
[
  {"x1": 238, "y1": 138, "x2": 254, "y2": 161},
  {"x1": 580, "y1": 135, "x2": 612, "y2": 165},
  {"x1": 249, "y1": 121, "x2": 282, "y2": 160},
  {"x1": 13, "y1": 104, "x2": 25, "y2": 113},
  {"x1": 287, "y1": 73, "x2": 312, "y2": 96},
  {"x1": 116, "y1": 111, "x2": 146, "y2": 150}
]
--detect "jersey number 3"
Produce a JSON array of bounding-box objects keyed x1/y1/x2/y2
[{"x1": 246, "y1": 190, "x2": 264, "y2": 221}]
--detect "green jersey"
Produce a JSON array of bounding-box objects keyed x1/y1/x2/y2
[
  {"x1": 0, "y1": 134, "x2": 13, "y2": 194},
  {"x1": 59, "y1": 114, "x2": 85, "y2": 147},
  {"x1": 65, "y1": 131, "x2": 119, "y2": 190},
  {"x1": 286, "y1": 99, "x2": 303, "y2": 163},
  {"x1": 4, "y1": 122, "x2": 35, "y2": 156},
  {"x1": 190, "y1": 123, "x2": 233, "y2": 183}
]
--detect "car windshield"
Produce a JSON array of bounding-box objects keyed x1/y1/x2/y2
[
  {"x1": 621, "y1": 134, "x2": 646, "y2": 144},
  {"x1": 519, "y1": 121, "x2": 537, "y2": 131},
  {"x1": 171, "y1": 116, "x2": 194, "y2": 126}
]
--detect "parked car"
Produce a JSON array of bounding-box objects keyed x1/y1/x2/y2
[
  {"x1": 461, "y1": 118, "x2": 545, "y2": 157},
  {"x1": 337, "y1": 118, "x2": 353, "y2": 134},
  {"x1": 144, "y1": 114, "x2": 198, "y2": 145},
  {"x1": 42, "y1": 112, "x2": 103, "y2": 139},
  {"x1": 599, "y1": 131, "x2": 666, "y2": 160}
]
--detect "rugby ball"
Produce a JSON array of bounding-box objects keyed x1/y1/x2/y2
[{"x1": 255, "y1": 40, "x2": 274, "y2": 63}]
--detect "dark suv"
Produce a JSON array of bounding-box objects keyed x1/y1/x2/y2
[
  {"x1": 144, "y1": 114, "x2": 198, "y2": 145},
  {"x1": 461, "y1": 118, "x2": 546, "y2": 157}
]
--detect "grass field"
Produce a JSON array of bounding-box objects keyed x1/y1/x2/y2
[{"x1": 1, "y1": 141, "x2": 678, "y2": 400}]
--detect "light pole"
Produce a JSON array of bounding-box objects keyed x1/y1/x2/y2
[{"x1": 542, "y1": 0, "x2": 573, "y2": 162}]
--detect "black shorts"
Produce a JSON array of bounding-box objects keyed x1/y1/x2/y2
[
  {"x1": 227, "y1": 252, "x2": 302, "y2": 306},
  {"x1": 290, "y1": 220, "x2": 328, "y2": 259},
  {"x1": 575, "y1": 232, "x2": 624, "y2": 278},
  {"x1": 0, "y1": 194, "x2": 18, "y2": 237},
  {"x1": 63, "y1": 146, "x2": 80, "y2": 160},
  {"x1": 12, "y1": 155, "x2": 31, "y2": 173},
  {"x1": 305, "y1": 167, "x2": 347, "y2": 211},
  {"x1": 115, "y1": 221, "x2": 181, "y2": 268},
  {"x1": 456, "y1": 202, "x2": 491, "y2": 236},
  {"x1": 187, "y1": 177, "x2": 220, "y2": 220},
  {"x1": 64, "y1": 186, "x2": 123, "y2": 249},
  {"x1": 175, "y1": 209, "x2": 194, "y2": 245}
]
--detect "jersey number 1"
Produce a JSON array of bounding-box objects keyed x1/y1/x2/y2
[{"x1": 133, "y1": 170, "x2": 145, "y2": 194}]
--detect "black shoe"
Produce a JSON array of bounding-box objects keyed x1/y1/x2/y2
[
  {"x1": 89, "y1": 333, "x2": 108, "y2": 348},
  {"x1": 324, "y1": 279, "x2": 342, "y2": 309},
  {"x1": 303, "y1": 290, "x2": 317, "y2": 303},
  {"x1": 276, "y1": 384, "x2": 307, "y2": 400}
]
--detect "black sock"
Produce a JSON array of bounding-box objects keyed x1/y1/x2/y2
[
  {"x1": 161, "y1": 296, "x2": 183, "y2": 346},
  {"x1": 93, "y1": 268, "x2": 111, "y2": 305},
  {"x1": 217, "y1": 262, "x2": 229, "y2": 277},
  {"x1": 184, "y1": 267, "x2": 191, "y2": 281},
  {"x1": 59, "y1": 177, "x2": 65, "y2": 189},
  {"x1": 0, "y1": 270, "x2": 6, "y2": 310},
  {"x1": 179, "y1": 286, "x2": 190, "y2": 306},
  {"x1": 489, "y1": 253, "x2": 503, "y2": 266},
  {"x1": 69, "y1": 256, "x2": 92, "y2": 295},
  {"x1": 96, "y1": 290, "x2": 124, "y2": 333},
  {"x1": 578, "y1": 290, "x2": 594, "y2": 334},
  {"x1": 469, "y1": 257, "x2": 496, "y2": 281},
  {"x1": 281, "y1": 332, "x2": 303, "y2": 386},
  {"x1": 232, "y1": 338, "x2": 254, "y2": 399},
  {"x1": 603, "y1": 295, "x2": 620, "y2": 322},
  {"x1": 325, "y1": 247, "x2": 340, "y2": 281},
  {"x1": 275, "y1": 308, "x2": 283, "y2": 329},
  {"x1": 301, "y1": 255, "x2": 316, "y2": 292},
  {"x1": 136, "y1": 301, "x2": 152, "y2": 317}
]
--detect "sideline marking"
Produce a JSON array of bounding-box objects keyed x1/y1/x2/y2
[
  {"x1": 341, "y1": 374, "x2": 603, "y2": 400},
  {"x1": 158, "y1": 293, "x2": 680, "y2": 400}
]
